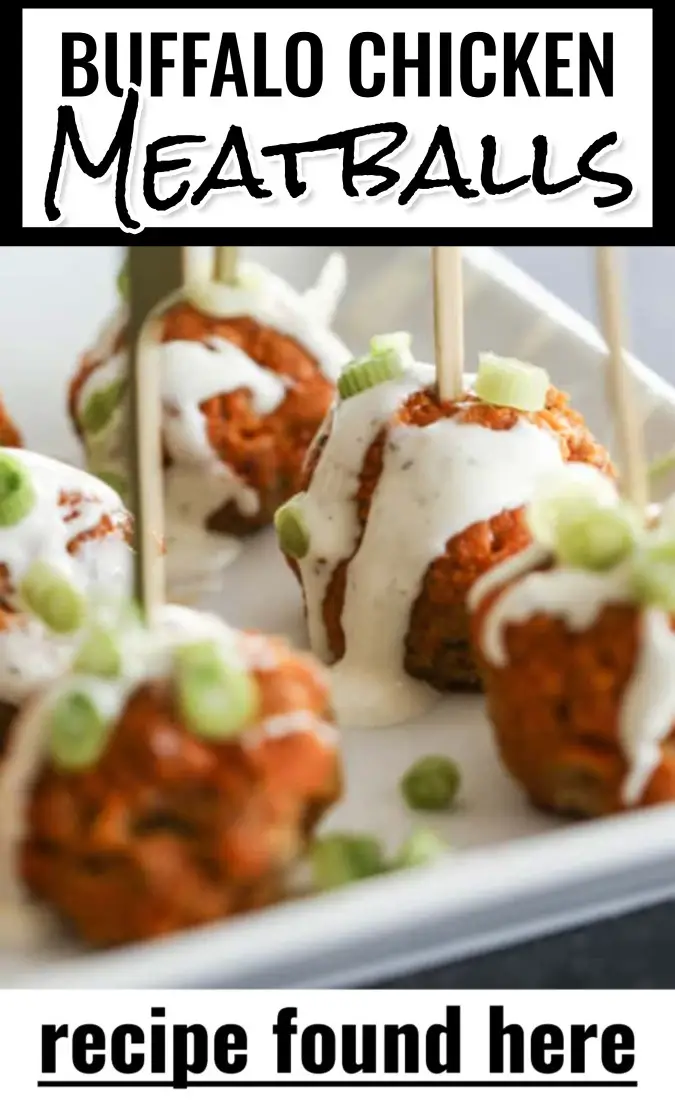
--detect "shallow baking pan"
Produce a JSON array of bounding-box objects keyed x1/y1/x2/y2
[{"x1": 2, "y1": 244, "x2": 674, "y2": 988}]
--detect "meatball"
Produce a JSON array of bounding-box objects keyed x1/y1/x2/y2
[
  {"x1": 0, "y1": 449, "x2": 133, "y2": 756},
  {"x1": 470, "y1": 558, "x2": 675, "y2": 818},
  {"x1": 288, "y1": 360, "x2": 614, "y2": 728},
  {"x1": 159, "y1": 302, "x2": 340, "y2": 534},
  {"x1": 69, "y1": 259, "x2": 350, "y2": 546},
  {"x1": 17, "y1": 612, "x2": 341, "y2": 945}
]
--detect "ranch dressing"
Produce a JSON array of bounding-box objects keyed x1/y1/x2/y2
[
  {"x1": 0, "y1": 449, "x2": 132, "y2": 705},
  {"x1": 478, "y1": 564, "x2": 632, "y2": 668},
  {"x1": 476, "y1": 552, "x2": 675, "y2": 807},
  {"x1": 619, "y1": 609, "x2": 675, "y2": 804},
  {"x1": 298, "y1": 365, "x2": 567, "y2": 727},
  {"x1": 298, "y1": 367, "x2": 433, "y2": 664}
]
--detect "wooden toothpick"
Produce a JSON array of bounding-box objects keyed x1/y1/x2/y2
[
  {"x1": 127, "y1": 246, "x2": 184, "y2": 620},
  {"x1": 595, "y1": 246, "x2": 649, "y2": 513},
  {"x1": 432, "y1": 246, "x2": 464, "y2": 402},
  {"x1": 214, "y1": 246, "x2": 238, "y2": 285}
]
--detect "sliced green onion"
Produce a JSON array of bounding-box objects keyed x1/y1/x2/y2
[
  {"x1": 555, "y1": 504, "x2": 638, "y2": 571},
  {"x1": 0, "y1": 454, "x2": 36, "y2": 527},
  {"x1": 526, "y1": 464, "x2": 619, "y2": 549},
  {"x1": 80, "y1": 378, "x2": 127, "y2": 437},
  {"x1": 395, "y1": 828, "x2": 448, "y2": 869},
  {"x1": 401, "y1": 755, "x2": 461, "y2": 812},
  {"x1": 274, "y1": 493, "x2": 310, "y2": 559},
  {"x1": 338, "y1": 350, "x2": 406, "y2": 400},
  {"x1": 369, "y1": 332, "x2": 413, "y2": 363},
  {"x1": 630, "y1": 538, "x2": 675, "y2": 611},
  {"x1": 176, "y1": 639, "x2": 227, "y2": 670},
  {"x1": 311, "y1": 832, "x2": 386, "y2": 890},
  {"x1": 73, "y1": 625, "x2": 122, "y2": 678},
  {"x1": 49, "y1": 691, "x2": 111, "y2": 771},
  {"x1": 175, "y1": 641, "x2": 260, "y2": 740},
  {"x1": 474, "y1": 353, "x2": 550, "y2": 412},
  {"x1": 19, "y1": 561, "x2": 86, "y2": 634}
]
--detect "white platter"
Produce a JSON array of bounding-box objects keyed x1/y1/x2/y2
[{"x1": 2, "y1": 244, "x2": 675, "y2": 989}]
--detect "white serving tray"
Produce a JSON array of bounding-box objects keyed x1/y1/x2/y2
[{"x1": 2, "y1": 245, "x2": 675, "y2": 989}]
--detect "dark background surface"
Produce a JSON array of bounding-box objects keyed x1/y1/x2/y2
[
  {"x1": 380, "y1": 245, "x2": 675, "y2": 990},
  {"x1": 377, "y1": 901, "x2": 675, "y2": 990}
]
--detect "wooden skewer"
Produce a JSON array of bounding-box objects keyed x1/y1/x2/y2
[
  {"x1": 214, "y1": 246, "x2": 238, "y2": 285},
  {"x1": 595, "y1": 246, "x2": 649, "y2": 513},
  {"x1": 184, "y1": 246, "x2": 214, "y2": 285},
  {"x1": 432, "y1": 246, "x2": 464, "y2": 401},
  {"x1": 127, "y1": 246, "x2": 185, "y2": 620}
]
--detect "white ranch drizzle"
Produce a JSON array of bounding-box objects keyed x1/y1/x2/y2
[
  {"x1": 255, "y1": 710, "x2": 338, "y2": 745},
  {"x1": 298, "y1": 364, "x2": 568, "y2": 727},
  {"x1": 76, "y1": 257, "x2": 350, "y2": 595},
  {"x1": 0, "y1": 448, "x2": 132, "y2": 704},
  {"x1": 183, "y1": 258, "x2": 349, "y2": 376},
  {"x1": 620, "y1": 609, "x2": 675, "y2": 804},
  {"x1": 298, "y1": 367, "x2": 434, "y2": 664},
  {"x1": 467, "y1": 542, "x2": 550, "y2": 614},
  {"x1": 478, "y1": 564, "x2": 632, "y2": 668},
  {"x1": 0, "y1": 604, "x2": 332, "y2": 919},
  {"x1": 476, "y1": 553, "x2": 675, "y2": 807}
]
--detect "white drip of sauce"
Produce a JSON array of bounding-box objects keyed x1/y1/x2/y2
[
  {"x1": 477, "y1": 554, "x2": 675, "y2": 807},
  {"x1": 298, "y1": 364, "x2": 568, "y2": 727},
  {"x1": 467, "y1": 542, "x2": 550, "y2": 614},
  {"x1": 256, "y1": 710, "x2": 338, "y2": 745},
  {"x1": 479, "y1": 564, "x2": 632, "y2": 668},
  {"x1": 77, "y1": 257, "x2": 350, "y2": 596},
  {"x1": 184, "y1": 259, "x2": 349, "y2": 376},
  {"x1": 0, "y1": 448, "x2": 132, "y2": 704},
  {"x1": 298, "y1": 368, "x2": 432, "y2": 664},
  {"x1": 620, "y1": 609, "x2": 675, "y2": 804},
  {"x1": 157, "y1": 335, "x2": 289, "y2": 593}
]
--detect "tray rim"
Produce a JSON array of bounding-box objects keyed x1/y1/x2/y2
[{"x1": 7, "y1": 245, "x2": 675, "y2": 989}]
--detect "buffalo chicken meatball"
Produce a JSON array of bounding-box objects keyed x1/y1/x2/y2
[
  {"x1": 470, "y1": 467, "x2": 675, "y2": 817},
  {"x1": 69, "y1": 256, "x2": 350, "y2": 593},
  {"x1": 276, "y1": 338, "x2": 614, "y2": 726},
  {"x1": 10, "y1": 606, "x2": 341, "y2": 945}
]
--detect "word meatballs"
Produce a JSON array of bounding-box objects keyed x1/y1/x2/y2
[{"x1": 45, "y1": 87, "x2": 632, "y2": 232}]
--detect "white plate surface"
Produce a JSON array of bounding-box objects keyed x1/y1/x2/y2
[{"x1": 1, "y1": 245, "x2": 675, "y2": 988}]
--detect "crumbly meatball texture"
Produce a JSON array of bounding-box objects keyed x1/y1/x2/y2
[
  {"x1": 20, "y1": 631, "x2": 341, "y2": 945},
  {"x1": 470, "y1": 566, "x2": 675, "y2": 818},
  {"x1": 295, "y1": 377, "x2": 615, "y2": 714}
]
